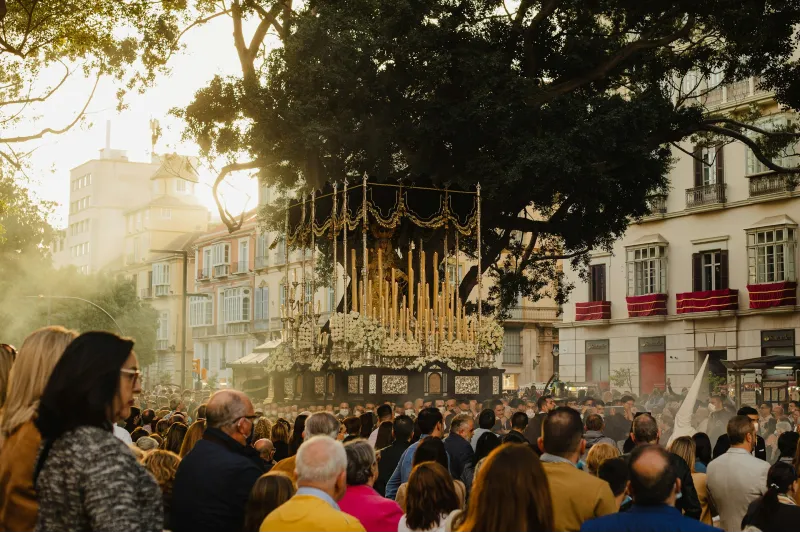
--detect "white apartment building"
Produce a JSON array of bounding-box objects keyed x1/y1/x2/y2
[{"x1": 558, "y1": 79, "x2": 800, "y2": 401}]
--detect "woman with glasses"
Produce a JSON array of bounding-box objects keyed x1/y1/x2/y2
[
  {"x1": 34, "y1": 331, "x2": 163, "y2": 531},
  {"x1": 0, "y1": 327, "x2": 76, "y2": 531}
]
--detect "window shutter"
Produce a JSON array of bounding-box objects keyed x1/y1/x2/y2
[
  {"x1": 255, "y1": 288, "x2": 263, "y2": 319},
  {"x1": 598, "y1": 265, "x2": 606, "y2": 301},
  {"x1": 692, "y1": 253, "x2": 702, "y2": 291},
  {"x1": 694, "y1": 146, "x2": 703, "y2": 187},
  {"x1": 720, "y1": 250, "x2": 729, "y2": 290},
  {"x1": 716, "y1": 145, "x2": 724, "y2": 184}
]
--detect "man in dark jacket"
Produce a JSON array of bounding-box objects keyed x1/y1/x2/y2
[
  {"x1": 712, "y1": 406, "x2": 768, "y2": 461},
  {"x1": 582, "y1": 414, "x2": 616, "y2": 460},
  {"x1": 622, "y1": 413, "x2": 702, "y2": 520},
  {"x1": 374, "y1": 415, "x2": 413, "y2": 496},
  {"x1": 524, "y1": 394, "x2": 556, "y2": 452},
  {"x1": 503, "y1": 412, "x2": 530, "y2": 444},
  {"x1": 172, "y1": 390, "x2": 265, "y2": 532},
  {"x1": 444, "y1": 413, "x2": 476, "y2": 491}
]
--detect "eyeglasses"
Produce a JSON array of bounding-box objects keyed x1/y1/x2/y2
[
  {"x1": 120, "y1": 368, "x2": 142, "y2": 385},
  {"x1": 1, "y1": 343, "x2": 17, "y2": 360}
]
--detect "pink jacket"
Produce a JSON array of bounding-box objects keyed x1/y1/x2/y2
[{"x1": 338, "y1": 484, "x2": 403, "y2": 532}]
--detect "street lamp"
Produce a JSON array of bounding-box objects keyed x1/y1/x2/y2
[
  {"x1": 150, "y1": 248, "x2": 190, "y2": 389},
  {"x1": 24, "y1": 295, "x2": 125, "y2": 335}
]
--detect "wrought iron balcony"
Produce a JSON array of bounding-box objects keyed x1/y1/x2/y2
[
  {"x1": 196, "y1": 269, "x2": 211, "y2": 281},
  {"x1": 646, "y1": 194, "x2": 668, "y2": 215},
  {"x1": 748, "y1": 173, "x2": 797, "y2": 197},
  {"x1": 232, "y1": 261, "x2": 249, "y2": 275},
  {"x1": 685, "y1": 183, "x2": 726, "y2": 208},
  {"x1": 255, "y1": 256, "x2": 269, "y2": 270},
  {"x1": 154, "y1": 284, "x2": 170, "y2": 297},
  {"x1": 140, "y1": 287, "x2": 153, "y2": 299},
  {"x1": 213, "y1": 264, "x2": 230, "y2": 278},
  {"x1": 506, "y1": 306, "x2": 559, "y2": 322},
  {"x1": 155, "y1": 339, "x2": 169, "y2": 351}
]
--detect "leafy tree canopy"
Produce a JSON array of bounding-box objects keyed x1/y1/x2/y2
[{"x1": 172, "y1": 0, "x2": 800, "y2": 312}]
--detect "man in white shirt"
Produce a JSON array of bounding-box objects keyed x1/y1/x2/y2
[
  {"x1": 368, "y1": 404, "x2": 394, "y2": 447},
  {"x1": 707, "y1": 414, "x2": 770, "y2": 532}
]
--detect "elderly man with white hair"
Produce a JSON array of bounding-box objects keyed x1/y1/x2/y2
[
  {"x1": 271, "y1": 411, "x2": 340, "y2": 481},
  {"x1": 259, "y1": 436, "x2": 365, "y2": 531}
]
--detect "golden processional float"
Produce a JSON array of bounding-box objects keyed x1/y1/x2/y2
[{"x1": 263, "y1": 175, "x2": 505, "y2": 403}]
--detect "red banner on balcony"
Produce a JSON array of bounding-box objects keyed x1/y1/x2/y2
[
  {"x1": 626, "y1": 294, "x2": 667, "y2": 317},
  {"x1": 575, "y1": 301, "x2": 611, "y2": 321},
  {"x1": 747, "y1": 281, "x2": 797, "y2": 309},
  {"x1": 676, "y1": 288, "x2": 738, "y2": 314}
]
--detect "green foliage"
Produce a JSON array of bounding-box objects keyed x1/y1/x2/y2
[
  {"x1": 173, "y1": 0, "x2": 800, "y2": 312},
  {"x1": 611, "y1": 368, "x2": 634, "y2": 392},
  {"x1": 206, "y1": 372, "x2": 218, "y2": 390},
  {"x1": 708, "y1": 371, "x2": 728, "y2": 395}
]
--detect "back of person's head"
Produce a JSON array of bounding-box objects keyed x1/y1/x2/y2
[
  {"x1": 450, "y1": 412, "x2": 474, "y2": 434},
  {"x1": 271, "y1": 419, "x2": 290, "y2": 444},
  {"x1": 376, "y1": 403, "x2": 393, "y2": 421},
  {"x1": 728, "y1": 414, "x2": 755, "y2": 445},
  {"x1": 692, "y1": 432, "x2": 712, "y2": 466},
  {"x1": 344, "y1": 439, "x2": 376, "y2": 486},
  {"x1": 542, "y1": 407, "x2": 584, "y2": 456},
  {"x1": 289, "y1": 414, "x2": 309, "y2": 455},
  {"x1": 131, "y1": 427, "x2": 149, "y2": 442},
  {"x1": 537, "y1": 395, "x2": 552, "y2": 411},
  {"x1": 253, "y1": 416, "x2": 271, "y2": 441},
  {"x1": 295, "y1": 436, "x2": 347, "y2": 488},
  {"x1": 343, "y1": 416, "x2": 361, "y2": 435},
  {"x1": 405, "y1": 462, "x2": 460, "y2": 531},
  {"x1": 417, "y1": 407, "x2": 443, "y2": 435},
  {"x1": 155, "y1": 418, "x2": 170, "y2": 436},
  {"x1": 196, "y1": 403, "x2": 207, "y2": 420},
  {"x1": 142, "y1": 409, "x2": 155, "y2": 425},
  {"x1": 598, "y1": 457, "x2": 628, "y2": 497},
  {"x1": 164, "y1": 422, "x2": 188, "y2": 454},
  {"x1": 142, "y1": 449, "x2": 181, "y2": 492},
  {"x1": 628, "y1": 445, "x2": 677, "y2": 505},
  {"x1": 136, "y1": 436, "x2": 159, "y2": 452},
  {"x1": 478, "y1": 408, "x2": 496, "y2": 430},
  {"x1": 631, "y1": 413, "x2": 659, "y2": 444},
  {"x1": 510, "y1": 412, "x2": 528, "y2": 431},
  {"x1": 586, "y1": 443, "x2": 620, "y2": 475},
  {"x1": 458, "y1": 444, "x2": 553, "y2": 531},
  {"x1": 738, "y1": 405, "x2": 758, "y2": 417},
  {"x1": 392, "y1": 414, "x2": 414, "y2": 443},
  {"x1": 0, "y1": 326, "x2": 77, "y2": 444},
  {"x1": 304, "y1": 411, "x2": 340, "y2": 439},
  {"x1": 205, "y1": 390, "x2": 249, "y2": 430},
  {"x1": 750, "y1": 462, "x2": 798, "y2": 527},
  {"x1": 413, "y1": 436, "x2": 448, "y2": 470},
  {"x1": 244, "y1": 472, "x2": 296, "y2": 532},
  {"x1": 179, "y1": 420, "x2": 206, "y2": 458},
  {"x1": 359, "y1": 412, "x2": 374, "y2": 438},
  {"x1": 36, "y1": 331, "x2": 134, "y2": 441},
  {"x1": 620, "y1": 395, "x2": 634, "y2": 404},
  {"x1": 375, "y1": 420, "x2": 394, "y2": 449},
  {"x1": 585, "y1": 413, "x2": 604, "y2": 432},
  {"x1": 169, "y1": 396, "x2": 180, "y2": 411},
  {"x1": 668, "y1": 436, "x2": 696, "y2": 472},
  {"x1": 475, "y1": 431, "x2": 501, "y2": 463},
  {"x1": 778, "y1": 431, "x2": 799, "y2": 459}
]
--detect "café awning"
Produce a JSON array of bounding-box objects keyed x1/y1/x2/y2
[{"x1": 721, "y1": 355, "x2": 800, "y2": 372}]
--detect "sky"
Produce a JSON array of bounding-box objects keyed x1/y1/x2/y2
[{"x1": 18, "y1": 15, "x2": 263, "y2": 230}]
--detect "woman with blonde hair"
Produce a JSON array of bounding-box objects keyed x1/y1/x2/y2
[
  {"x1": 253, "y1": 416, "x2": 272, "y2": 441},
  {"x1": 143, "y1": 449, "x2": 182, "y2": 530},
  {"x1": 271, "y1": 418, "x2": 291, "y2": 462},
  {"x1": 669, "y1": 435, "x2": 715, "y2": 525},
  {"x1": 0, "y1": 326, "x2": 76, "y2": 531},
  {"x1": 179, "y1": 420, "x2": 205, "y2": 457},
  {"x1": 585, "y1": 442, "x2": 621, "y2": 476}
]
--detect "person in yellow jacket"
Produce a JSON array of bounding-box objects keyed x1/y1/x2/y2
[{"x1": 260, "y1": 436, "x2": 365, "y2": 532}]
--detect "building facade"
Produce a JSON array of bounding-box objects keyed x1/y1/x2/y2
[{"x1": 558, "y1": 78, "x2": 800, "y2": 400}]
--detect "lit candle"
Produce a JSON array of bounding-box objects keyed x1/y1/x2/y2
[
  {"x1": 351, "y1": 249, "x2": 357, "y2": 313},
  {"x1": 408, "y1": 244, "x2": 414, "y2": 321},
  {"x1": 432, "y1": 252, "x2": 439, "y2": 321}
]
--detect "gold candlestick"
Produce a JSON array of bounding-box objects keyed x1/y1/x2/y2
[
  {"x1": 351, "y1": 249, "x2": 357, "y2": 313},
  {"x1": 408, "y1": 244, "x2": 414, "y2": 322},
  {"x1": 432, "y1": 252, "x2": 439, "y2": 322}
]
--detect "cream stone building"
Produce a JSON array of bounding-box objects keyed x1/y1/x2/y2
[{"x1": 558, "y1": 78, "x2": 800, "y2": 400}]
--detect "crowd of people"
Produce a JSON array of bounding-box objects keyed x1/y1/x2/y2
[{"x1": 1, "y1": 327, "x2": 800, "y2": 531}]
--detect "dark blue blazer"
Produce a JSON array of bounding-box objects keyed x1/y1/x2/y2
[{"x1": 581, "y1": 504, "x2": 722, "y2": 532}]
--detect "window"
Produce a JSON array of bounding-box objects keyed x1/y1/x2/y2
[
  {"x1": 447, "y1": 264, "x2": 463, "y2": 288},
  {"x1": 190, "y1": 296, "x2": 213, "y2": 326},
  {"x1": 219, "y1": 344, "x2": 226, "y2": 370},
  {"x1": 212, "y1": 243, "x2": 230, "y2": 266},
  {"x1": 259, "y1": 183, "x2": 270, "y2": 205},
  {"x1": 161, "y1": 208, "x2": 171, "y2": 219},
  {"x1": 626, "y1": 245, "x2": 668, "y2": 296},
  {"x1": 745, "y1": 115, "x2": 800, "y2": 176},
  {"x1": 202, "y1": 247, "x2": 212, "y2": 276},
  {"x1": 681, "y1": 70, "x2": 700, "y2": 96},
  {"x1": 176, "y1": 179, "x2": 187, "y2": 192},
  {"x1": 747, "y1": 226, "x2": 797, "y2": 284},
  {"x1": 72, "y1": 174, "x2": 91, "y2": 191},
  {"x1": 305, "y1": 281, "x2": 313, "y2": 305},
  {"x1": 255, "y1": 233, "x2": 269, "y2": 265},
  {"x1": 153, "y1": 263, "x2": 170, "y2": 286},
  {"x1": 693, "y1": 145, "x2": 724, "y2": 187},
  {"x1": 201, "y1": 343, "x2": 209, "y2": 369},
  {"x1": 238, "y1": 240, "x2": 249, "y2": 270},
  {"x1": 158, "y1": 312, "x2": 169, "y2": 341},
  {"x1": 502, "y1": 329, "x2": 522, "y2": 364},
  {"x1": 280, "y1": 283, "x2": 287, "y2": 308},
  {"x1": 692, "y1": 250, "x2": 728, "y2": 291},
  {"x1": 328, "y1": 287, "x2": 336, "y2": 312},
  {"x1": 223, "y1": 287, "x2": 251, "y2": 323},
  {"x1": 255, "y1": 287, "x2": 270, "y2": 320},
  {"x1": 589, "y1": 264, "x2": 606, "y2": 301},
  {"x1": 275, "y1": 238, "x2": 286, "y2": 264}
]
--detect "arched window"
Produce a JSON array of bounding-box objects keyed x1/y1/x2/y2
[{"x1": 428, "y1": 372, "x2": 442, "y2": 394}]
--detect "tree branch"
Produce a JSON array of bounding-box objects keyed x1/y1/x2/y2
[
  {"x1": 702, "y1": 116, "x2": 800, "y2": 138},
  {"x1": 212, "y1": 159, "x2": 264, "y2": 232},
  {"x1": 247, "y1": 2, "x2": 284, "y2": 63},
  {"x1": 0, "y1": 73, "x2": 99, "y2": 144},
  {"x1": 165, "y1": 9, "x2": 232, "y2": 62},
  {"x1": 521, "y1": 0, "x2": 561, "y2": 76},
  {"x1": 0, "y1": 60, "x2": 70, "y2": 107},
  {"x1": 701, "y1": 124, "x2": 800, "y2": 174}
]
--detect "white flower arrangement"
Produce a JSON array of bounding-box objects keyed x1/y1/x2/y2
[
  {"x1": 329, "y1": 311, "x2": 385, "y2": 353},
  {"x1": 383, "y1": 336, "x2": 419, "y2": 358},
  {"x1": 438, "y1": 339, "x2": 477, "y2": 359},
  {"x1": 264, "y1": 344, "x2": 296, "y2": 373},
  {"x1": 471, "y1": 316, "x2": 504, "y2": 357}
]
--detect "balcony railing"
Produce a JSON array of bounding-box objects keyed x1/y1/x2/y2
[
  {"x1": 748, "y1": 173, "x2": 797, "y2": 197},
  {"x1": 155, "y1": 339, "x2": 169, "y2": 351},
  {"x1": 232, "y1": 261, "x2": 249, "y2": 275},
  {"x1": 506, "y1": 306, "x2": 559, "y2": 322},
  {"x1": 685, "y1": 183, "x2": 726, "y2": 208},
  {"x1": 253, "y1": 318, "x2": 270, "y2": 331},
  {"x1": 255, "y1": 256, "x2": 269, "y2": 270},
  {"x1": 191, "y1": 324, "x2": 220, "y2": 338},
  {"x1": 226, "y1": 322, "x2": 252, "y2": 335},
  {"x1": 140, "y1": 287, "x2": 153, "y2": 299},
  {"x1": 213, "y1": 264, "x2": 230, "y2": 278},
  {"x1": 646, "y1": 194, "x2": 668, "y2": 215},
  {"x1": 196, "y1": 269, "x2": 210, "y2": 281},
  {"x1": 154, "y1": 284, "x2": 170, "y2": 297}
]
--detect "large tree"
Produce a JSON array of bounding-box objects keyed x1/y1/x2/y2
[{"x1": 172, "y1": 0, "x2": 800, "y2": 312}]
